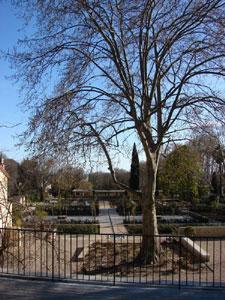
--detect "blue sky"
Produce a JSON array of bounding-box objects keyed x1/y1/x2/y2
[
  {"x1": 0, "y1": 1, "x2": 28, "y2": 161},
  {"x1": 0, "y1": 2, "x2": 132, "y2": 170}
]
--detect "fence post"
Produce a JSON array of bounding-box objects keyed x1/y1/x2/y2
[{"x1": 113, "y1": 233, "x2": 116, "y2": 286}]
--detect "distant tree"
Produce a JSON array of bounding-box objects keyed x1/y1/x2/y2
[
  {"x1": 129, "y1": 143, "x2": 140, "y2": 190},
  {"x1": 51, "y1": 165, "x2": 85, "y2": 198},
  {"x1": 89, "y1": 169, "x2": 129, "y2": 190},
  {"x1": 190, "y1": 134, "x2": 219, "y2": 184},
  {"x1": 211, "y1": 172, "x2": 220, "y2": 195},
  {"x1": 19, "y1": 158, "x2": 54, "y2": 201},
  {"x1": 159, "y1": 145, "x2": 202, "y2": 202},
  {"x1": 78, "y1": 179, "x2": 93, "y2": 190},
  {"x1": 212, "y1": 144, "x2": 225, "y2": 200}
]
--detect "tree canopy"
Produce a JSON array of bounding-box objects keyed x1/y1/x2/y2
[{"x1": 158, "y1": 145, "x2": 203, "y2": 202}]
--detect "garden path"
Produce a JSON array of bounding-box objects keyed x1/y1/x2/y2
[{"x1": 98, "y1": 200, "x2": 127, "y2": 235}]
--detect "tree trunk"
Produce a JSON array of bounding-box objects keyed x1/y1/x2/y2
[{"x1": 139, "y1": 156, "x2": 159, "y2": 263}]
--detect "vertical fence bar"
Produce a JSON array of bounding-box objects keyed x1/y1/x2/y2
[
  {"x1": 199, "y1": 237, "x2": 201, "y2": 287},
  {"x1": 40, "y1": 231, "x2": 43, "y2": 277},
  {"x1": 17, "y1": 228, "x2": 20, "y2": 275},
  {"x1": 126, "y1": 234, "x2": 128, "y2": 283},
  {"x1": 23, "y1": 230, "x2": 26, "y2": 276},
  {"x1": 139, "y1": 235, "x2": 141, "y2": 284},
  {"x1": 76, "y1": 234, "x2": 78, "y2": 280},
  {"x1": 58, "y1": 232, "x2": 60, "y2": 279},
  {"x1": 185, "y1": 237, "x2": 188, "y2": 286},
  {"x1": 64, "y1": 232, "x2": 66, "y2": 279},
  {"x1": 192, "y1": 238, "x2": 194, "y2": 285},
  {"x1": 34, "y1": 231, "x2": 37, "y2": 276},
  {"x1": 82, "y1": 233, "x2": 84, "y2": 281},
  {"x1": 94, "y1": 233, "x2": 96, "y2": 282},
  {"x1": 213, "y1": 238, "x2": 215, "y2": 287},
  {"x1": 12, "y1": 230, "x2": 16, "y2": 274},
  {"x1": 52, "y1": 231, "x2": 55, "y2": 281},
  {"x1": 113, "y1": 233, "x2": 116, "y2": 286},
  {"x1": 206, "y1": 237, "x2": 208, "y2": 286},
  {"x1": 46, "y1": 231, "x2": 48, "y2": 278},
  {"x1": 88, "y1": 233, "x2": 90, "y2": 281},
  {"x1": 6, "y1": 229, "x2": 9, "y2": 274},
  {"x1": 171, "y1": 237, "x2": 174, "y2": 285},
  {"x1": 220, "y1": 238, "x2": 222, "y2": 287},
  {"x1": 179, "y1": 236, "x2": 181, "y2": 289},
  {"x1": 28, "y1": 230, "x2": 31, "y2": 276},
  {"x1": 159, "y1": 235, "x2": 161, "y2": 285},
  {"x1": 106, "y1": 234, "x2": 109, "y2": 282},
  {"x1": 132, "y1": 234, "x2": 135, "y2": 284},
  {"x1": 70, "y1": 232, "x2": 72, "y2": 280}
]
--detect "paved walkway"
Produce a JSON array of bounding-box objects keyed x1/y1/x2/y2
[
  {"x1": 0, "y1": 277, "x2": 225, "y2": 300},
  {"x1": 98, "y1": 201, "x2": 127, "y2": 234}
]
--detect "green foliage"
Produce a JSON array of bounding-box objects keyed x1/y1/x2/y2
[
  {"x1": 183, "y1": 226, "x2": 196, "y2": 237},
  {"x1": 12, "y1": 204, "x2": 24, "y2": 227},
  {"x1": 158, "y1": 145, "x2": 202, "y2": 202},
  {"x1": 35, "y1": 208, "x2": 48, "y2": 219},
  {"x1": 126, "y1": 224, "x2": 174, "y2": 235},
  {"x1": 116, "y1": 195, "x2": 141, "y2": 216},
  {"x1": 43, "y1": 204, "x2": 99, "y2": 216},
  {"x1": 198, "y1": 184, "x2": 210, "y2": 199},
  {"x1": 211, "y1": 172, "x2": 220, "y2": 195},
  {"x1": 156, "y1": 203, "x2": 180, "y2": 215},
  {"x1": 210, "y1": 200, "x2": 220, "y2": 210},
  {"x1": 129, "y1": 143, "x2": 140, "y2": 190}
]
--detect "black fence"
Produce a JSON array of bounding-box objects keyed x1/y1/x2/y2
[{"x1": 0, "y1": 227, "x2": 224, "y2": 288}]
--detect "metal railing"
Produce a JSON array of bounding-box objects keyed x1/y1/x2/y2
[{"x1": 0, "y1": 227, "x2": 224, "y2": 288}]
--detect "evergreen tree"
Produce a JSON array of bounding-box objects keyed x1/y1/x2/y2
[
  {"x1": 129, "y1": 143, "x2": 140, "y2": 190},
  {"x1": 211, "y1": 172, "x2": 220, "y2": 195}
]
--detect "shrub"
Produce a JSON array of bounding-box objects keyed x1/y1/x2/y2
[
  {"x1": 43, "y1": 205, "x2": 99, "y2": 216},
  {"x1": 183, "y1": 226, "x2": 196, "y2": 237},
  {"x1": 125, "y1": 224, "x2": 174, "y2": 235},
  {"x1": 159, "y1": 224, "x2": 174, "y2": 234}
]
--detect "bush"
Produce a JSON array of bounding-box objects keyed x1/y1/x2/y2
[
  {"x1": 125, "y1": 224, "x2": 174, "y2": 235},
  {"x1": 156, "y1": 203, "x2": 180, "y2": 215},
  {"x1": 35, "y1": 208, "x2": 48, "y2": 218},
  {"x1": 183, "y1": 226, "x2": 196, "y2": 237},
  {"x1": 56, "y1": 224, "x2": 100, "y2": 234},
  {"x1": 44, "y1": 205, "x2": 99, "y2": 216},
  {"x1": 159, "y1": 224, "x2": 174, "y2": 234}
]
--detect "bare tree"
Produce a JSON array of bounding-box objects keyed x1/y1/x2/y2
[{"x1": 11, "y1": 0, "x2": 225, "y2": 262}]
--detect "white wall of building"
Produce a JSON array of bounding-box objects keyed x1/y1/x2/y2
[{"x1": 0, "y1": 169, "x2": 12, "y2": 228}]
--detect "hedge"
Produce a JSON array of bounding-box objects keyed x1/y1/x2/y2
[
  {"x1": 125, "y1": 224, "x2": 174, "y2": 235},
  {"x1": 43, "y1": 206, "x2": 99, "y2": 216},
  {"x1": 56, "y1": 224, "x2": 100, "y2": 234}
]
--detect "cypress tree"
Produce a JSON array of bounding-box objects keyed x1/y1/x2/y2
[
  {"x1": 129, "y1": 143, "x2": 140, "y2": 190},
  {"x1": 211, "y1": 171, "x2": 220, "y2": 195}
]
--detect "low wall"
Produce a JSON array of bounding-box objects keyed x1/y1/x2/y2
[
  {"x1": 179, "y1": 226, "x2": 225, "y2": 237},
  {"x1": 181, "y1": 237, "x2": 210, "y2": 262}
]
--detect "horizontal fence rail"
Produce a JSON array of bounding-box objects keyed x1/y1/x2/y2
[{"x1": 0, "y1": 227, "x2": 224, "y2": 288}]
